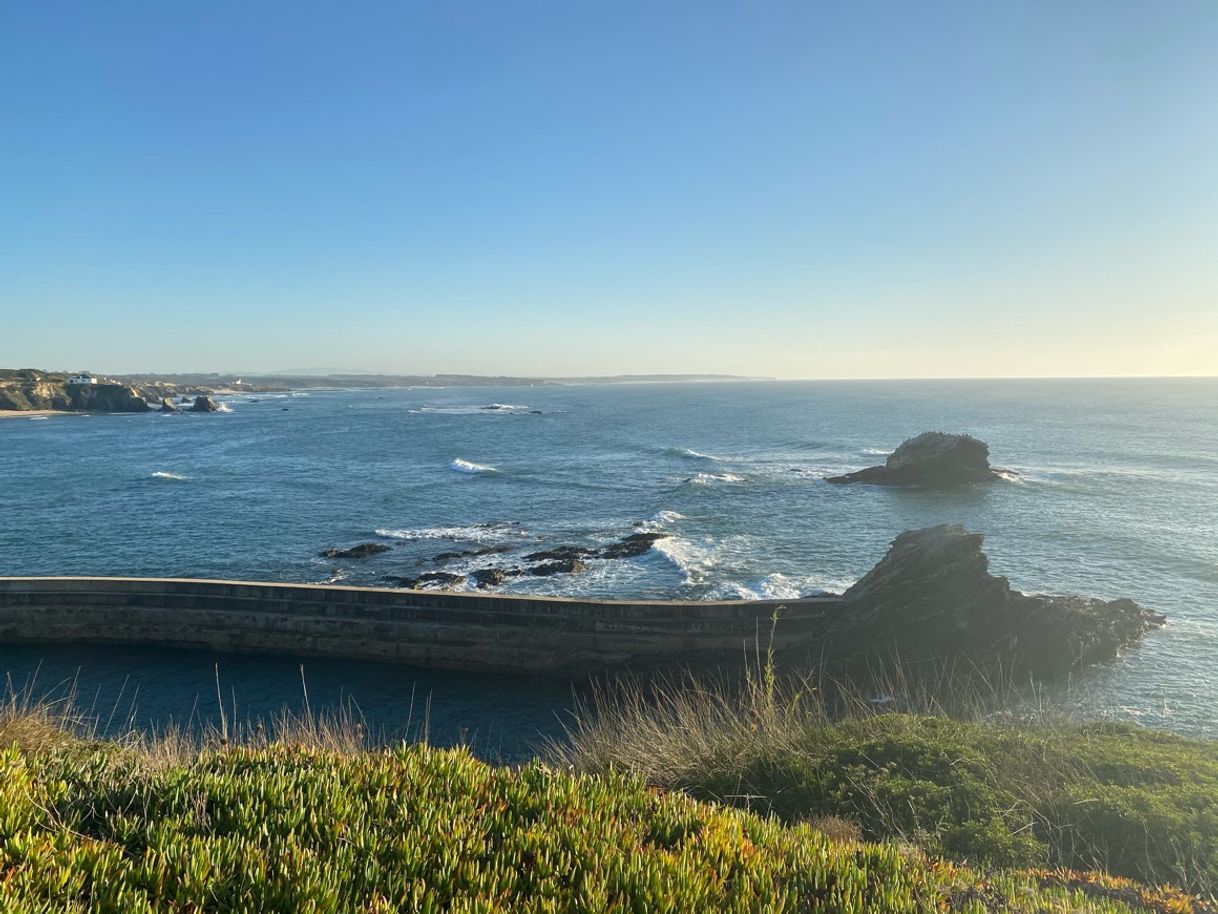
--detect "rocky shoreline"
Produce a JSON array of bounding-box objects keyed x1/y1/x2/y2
[
  {"x1": 0, "y1": 368, "x2": 271, "y2": 416},
  {"x1": 317, "y1": 517, "x2": 1162, "y2": 678}
]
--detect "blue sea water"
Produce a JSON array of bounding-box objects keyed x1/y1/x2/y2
[{"x1": 1, "y1": 379, "x2": 1216, "y2": 753}]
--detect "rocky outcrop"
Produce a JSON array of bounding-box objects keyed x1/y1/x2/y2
[
  {"x1": 320, "y1": 543, "x2": 391, "y2": 559},
  {"x1": 601, "y1": 532, "x2": 669, "y2": 559},
  {"x1": 471, "y1": 567, "x2": 522, "y2": 589},
  {"x1": 531, "y1": 557, "x2": 589, "y2": 576},
  {"x1": 466, "y1": 532, "x2": 670, "y2": 587},
  {"x1": 382, "y1": 571, "x2": 467, "y2": 590},
  {"x1": 809, "y1": 524, "x2": 1164, "y2": 675},
  {"x1": 190, "y1": 396, "x2": 219, "y2": 412},
  {"x1": 159, "y1": 397, "x2": 178, "y2": 413},
  {"x1": 0, "y1": 371, "x2": 154, "y2": 413},
  {"x1": 827, "y1": 432, "x2": 1004, "y2": 486},
  {"x1": 65, "y1": 384, "x2": 151, "y2": 412}
]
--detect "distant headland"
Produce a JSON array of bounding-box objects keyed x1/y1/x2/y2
[{"x1": 0, "y1": 368, "x2": 760, "y2": 417}]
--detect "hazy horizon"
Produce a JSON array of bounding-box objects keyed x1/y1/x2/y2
[{"x1": 4, "y1": 1, "x2": 1216, "y2": 379}]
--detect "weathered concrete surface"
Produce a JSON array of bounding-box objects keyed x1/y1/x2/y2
[{"x1": 0, "y1": 577, "x2": 839, "y2": 677}]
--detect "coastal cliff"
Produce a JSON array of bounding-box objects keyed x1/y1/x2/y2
[{"x1": 0, "y1": 369, "x2": 155, "y2": 413}]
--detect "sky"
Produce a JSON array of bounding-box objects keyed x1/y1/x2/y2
[{"x1": 2, "y1": 1, "x2": 1216, "y2": 379}]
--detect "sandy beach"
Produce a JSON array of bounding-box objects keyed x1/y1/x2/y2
[{"x1": 0, "y1": 409, "x2": 81, "y2": 420}]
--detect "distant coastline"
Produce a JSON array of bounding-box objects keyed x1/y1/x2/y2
[{"x1": 0, "y1": 368, "x2": 763, "y2": 416}]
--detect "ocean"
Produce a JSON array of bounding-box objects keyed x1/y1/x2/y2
[{"x1": 2, "y1": 378, "x2": 1215, "y2": 757}]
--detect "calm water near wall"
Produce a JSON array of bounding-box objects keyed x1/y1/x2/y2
[{"x1": 2, "y1": 379, "x2": 1216, "y2": 754}]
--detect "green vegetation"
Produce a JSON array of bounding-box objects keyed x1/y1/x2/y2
[
  {"x1": 551, "y1": 670, "x2": 1218, "y2": 898},
  {"x1": 2, "y1": 682, "x2": 1215, "y2": 912},
  {"x1": 0, "y1": 738, "x2": 1211, "y2": 913}
]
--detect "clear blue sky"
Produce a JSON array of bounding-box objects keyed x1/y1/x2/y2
[{"x1": 3, "y1": 1, "x2": 1215, "y2": 377}]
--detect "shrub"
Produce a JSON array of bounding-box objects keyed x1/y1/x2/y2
[{"x1": 550, "y1": 672, "x2": 1218, "y2": 896}]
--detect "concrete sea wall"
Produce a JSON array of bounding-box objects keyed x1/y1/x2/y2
[{"x1": 0, "y1": 577, "x2": 841, "y2": 676}]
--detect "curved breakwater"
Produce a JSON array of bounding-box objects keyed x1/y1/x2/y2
[{"x1": 0, "y1": 577, "x2": 841, "y2": 676}]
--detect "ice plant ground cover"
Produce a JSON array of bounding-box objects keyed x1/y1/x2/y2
[{"x1": 0, "y1": 732, "x2": 1213, "y2": 914}]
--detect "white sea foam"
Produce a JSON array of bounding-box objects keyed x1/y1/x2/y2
[
  {"x1": 450, "y1": 458, "x2": 498, "y2": 474},
  {"x1": 216, "y1": 403, "x2": 233, "y2": 413},
  {"x1": 151, "y1": 471, "x2": 189, "y2": 481},
  {"x1": 861, "y1": 447, "x2": 892, "y2": 456},
  {"x1": 651, "y1": 510, "x2": 686, "y2": 524},
  {"x1": 687, "y1": 472, "x2": 744, "y2": 486},
  {"x1": 374, "y1": 523, "x2": 522, "y2": 542},
  {"x1": 664, "y1": 447, "x2": 719, "y2": 461},
  {"x1": 707, "y1": 572, "x2": 855, "y2": 601},
  {"x1": 28, "y1": 416, "x2": 48, "y2": 421},
  {"x1": 414, "y1": 404, "x2": 530, "y2": 416},
  {"x1": 652, "y1": 535, "x2": 721, "y2": 586}
]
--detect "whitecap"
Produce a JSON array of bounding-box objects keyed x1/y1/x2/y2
[
  {"x1": 664, "y1": 447, "x2": 719, "y2": 461},
  {"x1": 450, "y1": 458, "x2": 498, "y2": 474},
  {"x1": 28, "y1": 416, "x2": 49, "y2": 421},
  {"x1": 413, "y1": 404, "x2": 530, "y2": 416},
  {"x1": 686, "y1": 472, "x2": 744, "y2": 486},
  {"x1": 651, "y1": 510, "x2": 686, "y2": 524},
  {"x1": 374, "y1": 523, "x2": 522, "y2": 543},
  {"x1": 861, "y1": 447, "x2": 892, "y2": 456},
  {"x1": 151, "y1": 471, "x2": 189, "y2": 481},
  {"x1": 216, "y1": 404, "x2": 233, "y2": 413},
  {"x1": 706, "y1": 572, "x2": 854, "y2": 601}
]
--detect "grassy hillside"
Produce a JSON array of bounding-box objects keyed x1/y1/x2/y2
[
  {"x1": 552, "y1": 672, "x2": 1218, "y2": 897},
  {"x1": 0, "y1": 736, "x2": 1211, "y2": 914}
]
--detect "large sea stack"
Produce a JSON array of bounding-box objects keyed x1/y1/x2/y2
[
  {"x1": 827, "y1": 432, "x2": 1003, "y2": 486},
  {"x1": 796, "y1": 524, "x2": 1164, "y2": 675}
]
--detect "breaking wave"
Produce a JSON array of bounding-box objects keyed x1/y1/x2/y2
[
  {"x1": 414, "y1": 404, "x2": 531, "y2": 416},
  {"x1": 450, "y1": 458, "x2": 498, "y2": 474},
  {"x1": 374, "y1": 522, "x2": 522, "y2": 543},
  {"x1": 651, "y1": 510, "x2": 686, "y2": 524},
  {"x1": 652, "y1": 535, "x2": 721, "y2": 586},
  {"x1": 706, "y1": 572, "x2": 855, "y2": 601},
  {"x1": 151, "y1": 471, "x2": 188, "y2": 481},
  {"x1": 686, "y1": 472, "x2": 745, "y2": 486},
  {"x1": 664, "y1": 447, "x2": 719, "y2": 461}
]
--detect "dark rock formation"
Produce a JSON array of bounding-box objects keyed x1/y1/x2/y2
[
  {"x1": 531, "y1": 557, "x2": 589, "y2": 577},
  {"x1": 159, "y1": 397, "x2": 177, "y2": 413},
  {"x1": 190, "y1": 396, "x2": 220, "y2": 412},
  {"x1": 320, "y1": 543, "x2": 391, "y2": 559},
  {"x1": 382, "y1": 571, "x2": 467, "y2": 590},
  {"x1": 471, "y1": 567, "x2": 522, "y2": 589},
  {"x1": 524, "y1": 546, "x2": 597, "y2": 563},
  {"x1": 827, "y1": 432, "x2": 1004, "y2": 486},
  {"x1": 66, "y1": 384, "x2": 151, "y2": 413},
  {"x1": 814, "y1": 524, "x2": 1163, "y2": 675},
  {"x1": 601, "y1": 532, "x2": 669, "y2": 559},
  {"x1": 444, "y1": 531, "x2": 677, "y2": 588}
]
